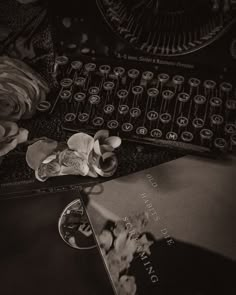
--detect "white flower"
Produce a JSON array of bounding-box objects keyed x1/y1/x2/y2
[{"x1": 26, "y1": 130, "x2": 121, "y2": 181}]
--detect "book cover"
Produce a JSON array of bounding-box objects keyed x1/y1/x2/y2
[
  {"x1": 84, "y1": 156, "x2": 236, "y2": 295},
  {"x1": 0, "y1": 189, "x2": 114, "y2": 295}
]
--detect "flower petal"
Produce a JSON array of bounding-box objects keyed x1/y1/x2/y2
[
  {"x1": 26, "y1": 139, "x2": 58, "y2": 170},
  {"x1": 0, "y1": 124, "x2": 5, "y2": 139},
  {"x1": 93, "y1": 140, "x2": 102, "y2": 156},
  {"x1": 0, "y1": 121, "x2": 18, "y2": 137},
  {"x1": 60, "y1": 165, "x2": 81, "y2": 176},
  {"x1": 102, "y1": 152, "x2": 115, "y2": 161},
  {"x1": 67, "y1": 133, "x2": 94, "y2": 156},
  {"x1": 35, "y1": 169, "x2": 48, "y2": 182},
  {"x1": 15, "y1": 128, "x2": 28, "y2": 144},
  {"x1": 94, "y1": 129, "x2": 109, "y2": 142},
  {"x1": 42, "y1": 154, "x2": 57, "y2": 164},
  {"x1": 104, "y1": 136, "x2": 122, "y2": 149},
  {"x1": 92, "y1": 155, "x2": 118, "y2": 177},
  {"x1": 100, "y1": 144, "x2": 114, "y2": 154}
]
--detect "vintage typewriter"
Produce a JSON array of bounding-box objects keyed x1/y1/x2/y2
[{"x1": 45, "y1": 0, "x2": 236, "y2": 156}]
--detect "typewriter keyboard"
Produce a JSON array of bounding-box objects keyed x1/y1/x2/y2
[{"x1": 46, "y1": 56, "x2": 236, "y2": 156}]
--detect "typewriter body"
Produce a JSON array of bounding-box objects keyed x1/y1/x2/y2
[{"x1": 47, "y1": 0, "x2": 236, "y2": 156}]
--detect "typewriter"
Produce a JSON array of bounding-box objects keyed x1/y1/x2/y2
[{"x1": 46, "y1": 0, "x2": 236, "y2": 156}]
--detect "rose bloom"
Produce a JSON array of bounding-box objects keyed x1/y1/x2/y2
[
  {"x1": 0, "y1": 56, "x2": 49, "y2": 121},
  {"x1": 0, "y1": 121, "x2": 28, "y2": 157}
]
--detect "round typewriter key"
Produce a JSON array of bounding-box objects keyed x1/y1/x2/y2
[
  {"x1": 150, "y1": 129, "x2": 162, "y2": 138},
  {"x1": 71, "y1": 60, "x2": 82, "y2": 70},
  {"x1": 36, "y1": 101, "x2": 51, "y2": 112},
  {"x1": 204, "y1": 80, "x2": 216, "y2": 90},
  {"x1": 132, "y1": 85, "x2": 144, "y2": 95},
  {"x1": 74, "y1": 92, "x2": 86, "y2": 102},
  {"x1": 128, "y1": 68, "x2": 140, "y2": 79},
  {"x1": 54, "y1": 56, "x2": 69, "y2": 80},
  {"x1": 117, "y1": 89, "x2": 128, "y2": 99},
  {"x1": 89, "y1": 95, "x2": 101, "y2": 105},
  {"x1": 114, "y1": 66, "x2": 125, "y2": 77},
  {"x1": 107, "y1": 120, "x2": 119, "y2": 129},
  {"x1": 211, "y1": 114, "x2": 224, "y2": 126},
  {"x1": 158, "y1": 73, "x2": 170, "y2": 83},
  {"x1": 192, "y1": 118, "x2": 204, "y2": 129},
  {"x1": 118, "y1": 104, "x2": 129, "y2": 115},
  {"x1": 55, "y1": 55, "x2": 69, "y2": 66},
  {"x1": 147, "y1": 88, "x2": 159, "y2": 98},
  {"x1": 103, "y1": 81, "x2": 115, "y2": 91},
  {"x1": 166, "y1": 132, "x2": 178, "y2": 141},
  {"x1": 142, "y1": 71, "x2": 154, "y2": 81},
  {"x1": 64, "y1": 113, "x2": 76, "y2": 122},
  {"x1": 210, "y1": 97, "x2": 222, "y2": 109},
  {"x1": 176, "y1": 116, "x2": 189, "y2": 128},
  {"x1": 78, "y1": 113, "x2": 89, "y2": 122},
  {"x1": 75, "y1": 77, "x2": 86, "y2": 87},
  {"x1": 99, "y1": 65, "x2": 111, "y2": 75},
  {"x1": 85, "y1": 63, "x2": 96, "y2": 72},
  {"x1": 60, "y1": 78, "x2": 73, "y2": 88},
  {"x1": 172, "y1": 75, "x2": 185, "y2": 85},
  {"x1": 178, "y1": 93, "x2": 190, "y2": 103},
  {"x1": 147, "y1": 111, "x2": 158, "y2": 121},
  {"x1": 200, "y1": 129, "x2": 213, "y2": 140},
  {"x1": 220, "y1": 82, "x2": 232, "y2": 93},
  {"x1": 89, "y1": 86, "x2": 99, "y2": 95},
  {"x1": 93, "y1": 117, "x2": 104, "y2": 126},
  {"x1": 194, "y1": 95, "x2": 206, "y2": 105},
  {"x1": 104, "y1": 104, "x2": 115, "y2": 114},
  {"x1": 214, "y1": 138, "x2": 227, "y2": 151},
  {"x1": 200, "y1": 129, "x2": 213, "y2": 146},
  {"x1": 224, "y1": 124, "x2": 236, "y2": 135},
  {"x1": 130, "y1": 107, "x2": 141, "y2": 118},
  {"x1": 122, "y1": 123, "x2": 133, "y2": 132},
  {"x1": 162, "y1": 90, "x2": 174, "y2": 100},
  {"x1": 188, "y1": 77, "x2": 201, "y2": 88},
  {"x1": 181, "y1": 131, "x2": 194, "y2": 142},
  {"x1": 60, "y1": 90, "x2": 71, "y2": 100},
  {"x1": 160, "y1": 113, "x2": 172, "y2": 124},
  {"x1": 136, "y1": 126, "x2": 148, "y2": 136}
]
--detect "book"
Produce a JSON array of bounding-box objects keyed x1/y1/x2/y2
[
  {"x1": 0, "y1": 190, "x2": 114, "y2": 295},
  {"x1": 84, "y1": 156, "x2": 236, "y2": 295}
]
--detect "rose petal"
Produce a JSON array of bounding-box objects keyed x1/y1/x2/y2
[
  {"x1": 87, "y1": 168, "x2": 99, "y2": 178},
  {"x1": 42, "y1": 154, "x2": 57, "y2": 164},
  {"x1": 94, "y1": 130, "x2": 109, "y2": 142},
  {"x1": 93, "y1": 140, "x2": 102, "y2": 156},
  {"x1": 104, "y1": 136, "x2": 122, "y2": 149},
  {"x1": 92, "y1": 155, "x2": 118, "y2": 177},
  {"x1": 59, "y1": 150, "x2": 90, "y2": 176},
  {"x1": 59, "y1": 165, "x2": 81, "y2": 176},
  {"x1": 100, "y1": 144, "x2": 114, "y2": 154},
  {"x1": 0, "y1": 121, "x2": 18, "y2": 137},
  {"x1": 0, "y1": 124, "x2": 5, "y2": 139},
  {"x1": 15, "y1": 128, "x2": 28, "y2": 144},
  {"x1": 35, "y1": 169, "x2": 48, "y2": 182},
  {"x1": 26, "y1": 139, "x2": 58, "y2": 170},
  {"x1": 67, "y1": 133, "x2": 94, "y2": 157},
  {"x1": 0, "y1": 138, "x2": 18, "y2": 157},
  {"x1": 102, "y1": 152, "x2": 115, "y2": 161}
]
